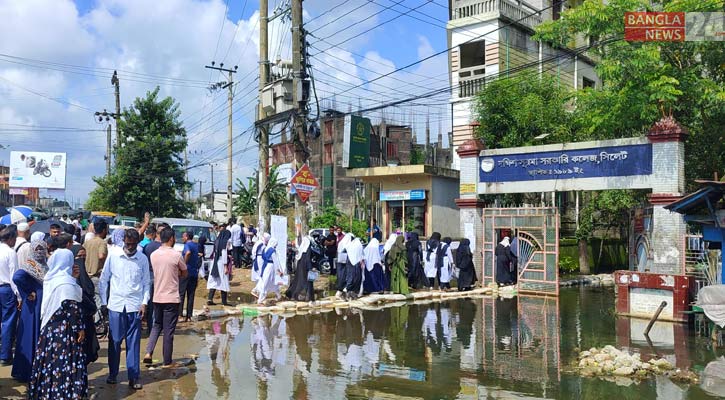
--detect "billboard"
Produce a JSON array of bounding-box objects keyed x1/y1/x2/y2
[
  {"x1": 9, "y1": 151, "x2": 67, "y2": 189},
  {"x1": 342, "y1": 115, "x2": 371, "y2": 168}
]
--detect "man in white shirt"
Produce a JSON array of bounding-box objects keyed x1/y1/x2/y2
[
  {"x1": 0, "y1": 226, "x2": 20, "y2": 364},
  {"x1": 99, "y1": 229, "x2": 150, "y2": 390},
  {"x1": 13, "y1": 222, "x2": 31, "y2": 267},
  {"x1": 230, "y1": 217, "x2": 243, "y2": 268}
]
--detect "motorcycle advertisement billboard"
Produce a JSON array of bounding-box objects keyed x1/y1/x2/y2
[{"x1": 9, "y1": 151, "x2": 67, "y2": 189}]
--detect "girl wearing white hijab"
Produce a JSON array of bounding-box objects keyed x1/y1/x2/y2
[
  {"x1": 284, "y1": 237, "x2": 315, "y2": 302},
  {"x1": 251, "y1": 233, "x2": 271, "y2": 283},
  {"x1": 344, "y1": 238, "x2": 365, "y2": 300},
  {"x1": 29, "y1": 248, "x2": 87, "y2": 399},
  {"x1": 362, "y1": 238, "x2": 385, "y2": 294},
  {"x1": 252, "y1": 238, "x2": 285, "y2": 304},
  {"x1": 335, "y1": 233, "x2": 354, "y2": 299}
]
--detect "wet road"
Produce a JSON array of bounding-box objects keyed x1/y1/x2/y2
[{"x1": 2, "y1": 287, "x2": 725, "y2": 399}]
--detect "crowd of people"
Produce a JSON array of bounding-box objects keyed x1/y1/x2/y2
[
  {"x1": 278, "y1": 225, "x2": 479, "y2": 305},
  {"x1": 0, "y1": 213, "x2": 202, "y2": 397},
  {"x1": 0, "y1": 211, "x2": 487, "y2": 398}
]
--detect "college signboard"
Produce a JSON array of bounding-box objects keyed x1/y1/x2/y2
[
  {"x1": 477, "y1": 138, "x2": 656, "y2": 194},
  {"x1": 342, "y1": 115, "x2": 371, "y2": 168},
  {"x1": 290, "y1": 164, "x2": 319, "y2": 203},
  {"x1": 9, "y1": 151, "x2": 67, "y2": 189}
]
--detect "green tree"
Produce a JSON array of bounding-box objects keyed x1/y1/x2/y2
[
  {"x1": 86, "y1": 88, "x2": 191, "y2": 217},
  {"x1": 473, "y1": 72, "x2": 575, "y2": 148},
  {"x1": 233, "y1": 165, "x2": 290, "y2": 216},
  {"x1": 535, "y1": 0, "x2": 725, "y2": 188}
]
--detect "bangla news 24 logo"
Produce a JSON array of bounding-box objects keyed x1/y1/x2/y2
[{"x1": 624, "y1": 12, "x2": 724, "y2": 42}]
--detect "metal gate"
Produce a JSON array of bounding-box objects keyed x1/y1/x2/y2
[{"x1": 482, "y1": 207, "x2": 559, "y2": 295}]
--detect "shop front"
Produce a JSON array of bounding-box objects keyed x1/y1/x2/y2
[{"x1": 347, "y1": 165, "x2": 459, "y2": 240}]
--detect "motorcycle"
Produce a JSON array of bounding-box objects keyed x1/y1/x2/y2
[
  {"x1": 286, "y1": 235, "x2": 332, "y2": 275},
  {"x1": 33, "y1": 159, "x2": 52, "y2": 177},
  {"x1": 238, "y1": 241, "x2": 254, "y2": 268}
]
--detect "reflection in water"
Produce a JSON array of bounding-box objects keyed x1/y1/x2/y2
[{"x1": 189, "y1": 288, "x2": 724, "y2": 399}]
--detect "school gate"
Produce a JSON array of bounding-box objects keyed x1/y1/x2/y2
[{"x1": 455, "y1": 117, "x2": 688, "y2": 297}]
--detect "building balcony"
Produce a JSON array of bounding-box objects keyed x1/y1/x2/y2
[
  {"x1": 458, "y1": 76, "x2": 486, "y2": 98},
  {"x1": 451, "y1": 0, "x2": 543, "y2": 31}
]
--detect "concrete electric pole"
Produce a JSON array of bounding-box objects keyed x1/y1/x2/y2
[
  {"x1": 291, "y1": 0, "x2": 309, "y2": 239},
  {"x1": 94, "y1": 109, "x2": 119, "y2": 177},
  {"x1": 112, "y1": 71, "x2": 121, "y2": 141},
  {"x1": 205, "y1": 62, "x2": 238, "y2": 220},
  {"x1": 258, "y1": 0, "x2": 270, "y2": 233}
]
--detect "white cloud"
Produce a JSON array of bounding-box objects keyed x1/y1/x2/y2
[{"x1": 0, "y1": 0, "x2": 453, "y2": 205}]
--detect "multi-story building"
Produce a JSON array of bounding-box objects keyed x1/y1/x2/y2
[
  {"x1": 448, "y1": 0, "x2": 600, "y2": 168},
  {"x1": 270, "y1": 109, "x2": 446, "y2": 216}
]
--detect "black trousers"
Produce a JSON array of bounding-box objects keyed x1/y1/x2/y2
[
  {"x1": 307, "y1": 281, "x2": 315, "y2": 302},
  {"x1": 145, "y1": 303, "x2": 179, "y2": 365},
  {"x1": 179, "y1": 276, "x2": 198, "y2": 318},
  {"x1": 145, "y1": 282, "x2": 154, "y2": 334},
  {"x1": 207, "y1": 288, "x2": 228, "y2": 304},
  {"x1": 232, "y1": 246, "x2": 243, "y2": 268}
]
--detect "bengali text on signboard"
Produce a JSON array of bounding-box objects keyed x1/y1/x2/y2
[{"x1": 479, "y1": 144, "x2": 652, "y2": 183}]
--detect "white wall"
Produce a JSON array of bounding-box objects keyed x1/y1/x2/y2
[{"x1": 431, "y1": 176, "x2": 461, "y2": 238}]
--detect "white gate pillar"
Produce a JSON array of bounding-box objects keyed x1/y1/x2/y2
[
  {"x1": 456, "y1": 137, "x2": 487, "y2": 280},
  {"x1": 645, "y1": 117, "x2": 688, "y2": 274}
]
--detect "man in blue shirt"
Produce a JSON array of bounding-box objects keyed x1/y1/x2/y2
[
  {"x1": 99, "y1": 229, "x2": 150, "y2": 390},
  {"x1": 179, "y1": 231, "x2": 199, "y2": 323},
  {"x1": 367, "y1": 219, "x2": 382, "y2": 241}
]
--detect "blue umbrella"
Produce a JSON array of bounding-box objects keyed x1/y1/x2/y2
[{"x1": 0, "y1": 205, "x2": 34, "y2": 224}]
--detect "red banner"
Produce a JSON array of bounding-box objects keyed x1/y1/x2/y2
[
  {"x1": 624, "y1": 12, "x2": 685, "y2": 42},
  {"x1": 290, "y1": 164, "x2": 319, "y2": 203}
]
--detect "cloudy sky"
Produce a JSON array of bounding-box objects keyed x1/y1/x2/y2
[{"x1": 0, "y1": 0, "x2": 451, "y2": 205}]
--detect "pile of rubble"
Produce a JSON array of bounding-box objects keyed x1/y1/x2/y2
[{"x1": 577, "y1": 346, "x2": 698, "y2": 384}]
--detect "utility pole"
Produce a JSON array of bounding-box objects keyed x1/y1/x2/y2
[
  {"x1": 112, "y1": 71, "x2": 121, "y2": 143},
  {"x1": 205, "y1": 62, "x2": 238, "y2": 220},
  {"x1": 291, "y1": 0, "x2": 309, "y2": 239},
  {"x1": 210, "y1": 163, "x2": 215, "y2": 193},
  {"x1": 258, "y1": 0, "x2": 270, "y2": 233},
  {"x1": 184, "y1": 149, "x2": 189, "y2": 201},
  {"x1": 94, "y1": 109, "x2": 119, "y2": 177}
]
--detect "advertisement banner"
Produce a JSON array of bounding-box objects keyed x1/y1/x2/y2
[
  {"x1": 9, "y1": 151, "x2": 67, "y2": 189},
  {"x1": 379, "y1": 189, "x2": 426, "y2": 202},
  {"x1": 9, "y1": 188, "x2": 29, "y2": 195},
  {"x1": 479, "y1": 144, "x2": 652, "y2": 183},
  {"x1": 342, "y1": 115, "x2": 371, "y2": 168}
]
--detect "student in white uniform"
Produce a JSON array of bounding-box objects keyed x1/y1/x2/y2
[
  {"x1": 424, "y1": 232, "x2": 441, "y2": 290},
  {"x1": 437, "y1": 237, "x2": 454, "y2": 291}
]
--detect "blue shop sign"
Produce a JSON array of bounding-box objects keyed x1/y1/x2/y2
[
  {"x1": 379, "y1": 189, "x2": 426, "y2": 201},
  {"x1": 479, "y1": 144, "x2": 652, "y2": 183}
]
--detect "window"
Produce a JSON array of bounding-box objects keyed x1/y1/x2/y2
[
  {"x1": 324, "y1": 120, "x2": 333, "y2": 140},
  {"x1": 386, "y1": 142, "x2": 398, "y2": 159},
  {"x1": 553, "y1": 0, "x2": 564, "y2": 20},
  {"x1": 459, "y1": 41, "x2": 486, "y2": 68},
  {"x1": 582, "y1": 77, "x2": 595, "y2": 89},
  {"x1": 324, "y1": 143, "x2": 333, "y2": 164}
]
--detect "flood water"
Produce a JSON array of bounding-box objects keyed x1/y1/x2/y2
[{"x1": 172, "y1": 288, "x2": 725, "y2": 399}]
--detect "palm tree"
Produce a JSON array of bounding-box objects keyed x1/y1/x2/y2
[{"x1": 233, "y1": 165, "x2": 290, "y2": 216}]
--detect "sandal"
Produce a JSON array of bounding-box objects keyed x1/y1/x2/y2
[{"x1": 142, "y1": 356, "x2": 153, "y2": 364}]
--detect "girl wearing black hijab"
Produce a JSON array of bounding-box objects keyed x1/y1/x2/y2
[
  {"x1": 71, "y1": 244, "x2": 100, "y2": 365},
  {"x1": 424, "y1": 232, "x2": 441, "y2": 290},
  {"x1": 207, "y1": 229, "x2": 233, "y2": 306},
  {"x1": 456, "y1": 239, "x2": 477, "y2": 291},
  {"x1": 405, "y1": 233, "x2": 427, "y2": 289}
]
